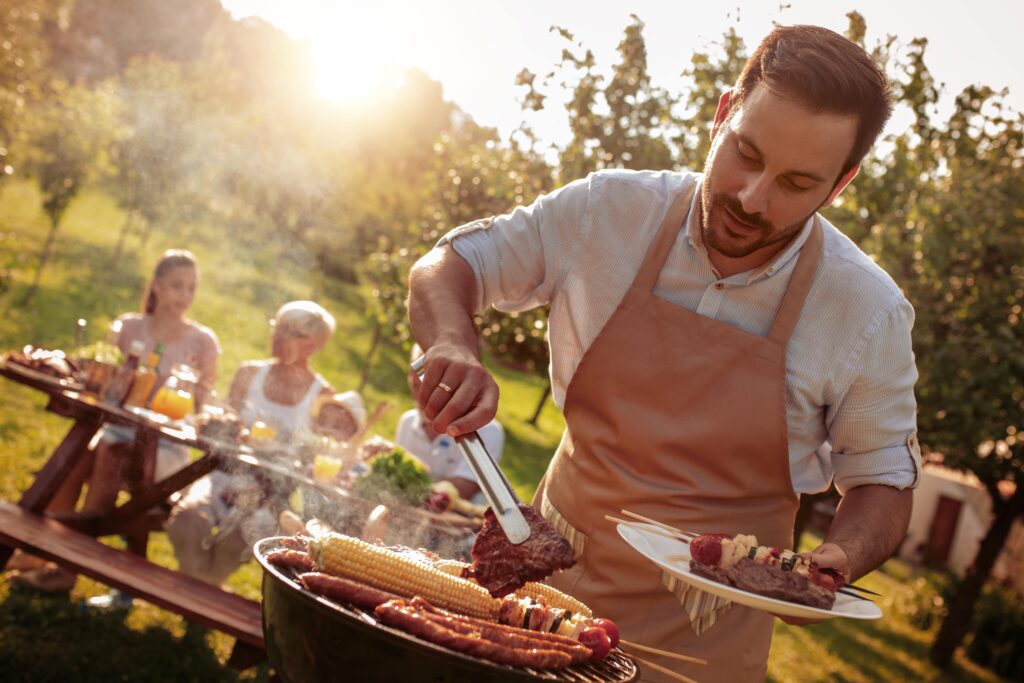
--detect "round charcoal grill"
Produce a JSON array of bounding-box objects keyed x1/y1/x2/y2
[{"x1": 256, "y1": 538, "x2": 638, "y2": 683}]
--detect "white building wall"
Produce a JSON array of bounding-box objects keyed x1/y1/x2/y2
[{"x1": 901, "y1": 465, "x2": 991, "y2": 575}]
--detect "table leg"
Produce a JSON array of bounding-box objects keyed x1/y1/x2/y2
[
  {"x1": 96, "y1": 455, "x2": 218, "y2": 536},
  {"x1": 0, "y1": 415, "x2": 102, "y2": 568},
  {"x1": 124, "y1": 431, "x2": 159, "y2": 557}
]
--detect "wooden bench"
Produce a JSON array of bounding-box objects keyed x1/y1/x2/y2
[{"x1": 0, "y1": 501, "x2": 265, "y2": 669}]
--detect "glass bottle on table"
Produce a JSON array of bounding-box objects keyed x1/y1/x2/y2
[
  {"x1": 124, "y1": 351, "x2": 160, "y2": 408},
  {"x1": 103, "y1": 340, "x2": 143, "y2": 406}
]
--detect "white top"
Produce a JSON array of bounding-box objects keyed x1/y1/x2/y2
[
  {"x1": 395, "y1": 408, "x2": 505, "y2": 493},
  {"x1": 440, "y1": 169, "x2": 921, "y2": 495},
  {"x1": 239, "y1": 361, "x2": 328, "y2": 441}
]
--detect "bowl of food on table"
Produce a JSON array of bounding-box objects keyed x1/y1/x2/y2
[
  {"x1": 3, "y1": 344, "x2": 83, "y2": 389},
  {"x1": 72, "y1": 341, "x2": 123, "y2": 395}
]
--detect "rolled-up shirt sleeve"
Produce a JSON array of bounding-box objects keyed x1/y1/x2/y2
[
  {"x1": 827, "y1": 299, "x2": 922, "y2": 494},
  {"x1": 436, "y1": 175, "x2": 593, "y2": 314}
]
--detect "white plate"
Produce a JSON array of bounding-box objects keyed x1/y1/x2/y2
[{"x1": 616, "y1": 523, "x2": 882, "y2": 621}]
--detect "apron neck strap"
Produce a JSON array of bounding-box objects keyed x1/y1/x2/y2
[
  {"x1": 631, "y1": 182, "x2": 824, "y2": 348},
  {"x1": 633, "y1": 182, "x2": 698, "y2": 292},
  {"x1": 767, "y1": 217, "x2": 824, "y2": 346}
]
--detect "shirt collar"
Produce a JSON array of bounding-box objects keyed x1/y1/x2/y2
[{"x1": 685, "y1": 176, "x2": 816, "y2": 284}]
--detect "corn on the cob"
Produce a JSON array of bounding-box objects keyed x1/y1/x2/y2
[
  {"x1": 310, "y1": 533, "x2": 499, "y2": 620},
  {"x1": 434, "y1": 560, "x2": 470, "y2": 576},
  {"x1": 515, "y1": 582, "x2": 593, "y2": 618},
  {"x1": 433, "y1": 558, "x2": 591, "y2": 618}
]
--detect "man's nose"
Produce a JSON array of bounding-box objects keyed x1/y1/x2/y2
[{"x1": 737, "y1": 173, "x2": 770, "y2": 215}]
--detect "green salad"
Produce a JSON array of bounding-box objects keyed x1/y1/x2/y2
[{"x1": 352, "y1": 446, "x2": 433, "y2": 506}]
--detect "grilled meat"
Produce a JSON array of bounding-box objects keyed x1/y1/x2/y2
[{"x1": 463, "y1": 505, "x2": 576, "y2": 598}]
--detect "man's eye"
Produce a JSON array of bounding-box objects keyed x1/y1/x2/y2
[
  {"x1": 736, "y1": 145, "x2": 758, "y2": 163},
  {"x1": 784, "y1": 178, "x2": 812, "y2": 192}
]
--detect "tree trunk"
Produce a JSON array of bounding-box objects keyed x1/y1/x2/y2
[
  {"x1": 138, "y1": 218, "x2": 153, "y2": 249},
  {"x1": 20, "y1": 215, "x2": 60, "y2": 306},
  {"x1": 527, "y1": 380, "x2": 551, "y2": 426},
  {"x1": 930, "y1": 485, "x2": 1024, "y2": 669},
  {"x1": 109, "y1": 209, "x2": 136, "y2": 267},
  {"x1": 792, "y1": 488, "x2": 835, "y2": 550},
  {"x1": 358, "y1": 320, "x2": 383, "y2": 393}
]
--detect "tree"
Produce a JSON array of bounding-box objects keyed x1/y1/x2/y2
[
  {"x1": 896, "y1": 86, "x2": 1023, "y2": 668},
  {"x1": 518, "y1": 18, "x2": 678, "y2": 183},
  {"x1": 363, "y1": 108, "x2": 555, "y2": 393},
  {"x1": 19, "y1": 80, "x2": 117, "y2": 304},
  {"x1": 672, "y1": 26, "x2": 748, "y2": 170},
  {"x1": 104, "y1": 56, "x2": 228, "y2": 264},
  {"x1": 0, "y1": 0, "x2": 70, "y2": 183},
  {"x1": 845, "y1": 30, "x2": 1024, "y2": 668}
]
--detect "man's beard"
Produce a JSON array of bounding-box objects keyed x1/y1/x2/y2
[{"x1": 700, "y1": 186, "x2": 810, "y2": 259}]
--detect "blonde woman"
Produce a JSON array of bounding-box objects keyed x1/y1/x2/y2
[{"x1": 165, "y1": 301, "x2": 336, "y2": 586}]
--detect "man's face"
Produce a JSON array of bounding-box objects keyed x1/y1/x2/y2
[{"x1": 701, "y1": 85, "x2": 858, "y2": 274}]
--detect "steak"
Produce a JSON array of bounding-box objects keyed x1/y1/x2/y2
[
  {"x1": 691, "y1": 557, "x2": 836, "y2": 610},
  {"x1": 462, "y1": 505, "x2": 576, "y2": 597}
]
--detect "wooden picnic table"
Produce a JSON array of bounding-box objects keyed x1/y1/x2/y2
[{"x1": 0, "y1": 358, "x2": 266, "y2": 669}]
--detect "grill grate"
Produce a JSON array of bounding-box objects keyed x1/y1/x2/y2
[{"x1": 258, "y1": 539, "x2": 638, "y2": 682}]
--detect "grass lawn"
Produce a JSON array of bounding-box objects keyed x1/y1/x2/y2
[{"x1": 0, "y1": 180, "x2": 999, "y2": 681}]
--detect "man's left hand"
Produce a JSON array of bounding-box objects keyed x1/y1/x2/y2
[{"x1": 774, "y1": 541, "x2": 850, "y2": 626}]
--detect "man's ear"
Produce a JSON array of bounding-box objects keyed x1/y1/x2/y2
[
  {"x1": 824, "y1": 164, "x2": 860, "y2": 206},
  {"x1": 711, "y1": 90, "x2": 732, "y2": 140}
]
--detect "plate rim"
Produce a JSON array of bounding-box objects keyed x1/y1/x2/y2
[{"x1": 616, "y1": 523, "x2": 882, "y2": 621}]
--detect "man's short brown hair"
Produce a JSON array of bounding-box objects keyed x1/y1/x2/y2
[{"x1": 730, "y1": 25, "x2": 893, "y2": 177}]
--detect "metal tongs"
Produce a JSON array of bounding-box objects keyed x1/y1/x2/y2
[{"x1": 411, "y1": 355, "x2": 531, "y2": 544}]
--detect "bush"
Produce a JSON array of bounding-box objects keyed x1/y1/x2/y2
[
  {"x1": 966, "y1": 583, "x2": 1024, "y2": 680},
  {"x1": 895, "y1": 573, "x2": 955, "y2": 631}
]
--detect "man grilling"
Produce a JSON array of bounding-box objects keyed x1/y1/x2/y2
[{"x1": 406, "y1": 25, "x2": 918, "y2": 682}]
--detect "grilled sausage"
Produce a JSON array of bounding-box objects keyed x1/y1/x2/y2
[
  {"x1": 375, "y1": 601, "x2": 572, "y2": 669},
  {"x1": 299, "y1": 572, "x2": 400, "y2": 610},
  {"x1": 280, "y1": 535, "x2": 310, "y2": 551},
  {"x1": 416, "y1": 607, "x2": 592, "y2": 664},
  {"x1": 266, "y1": 549, "x2": 314, "y2": 573},
  {"x1": 409, "y1": 598, "x2": 585, "y2": 648}
]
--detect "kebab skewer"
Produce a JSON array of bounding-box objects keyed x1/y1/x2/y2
[{"x1": 687, "y1": 532, "x2": 846, "y2": 609}]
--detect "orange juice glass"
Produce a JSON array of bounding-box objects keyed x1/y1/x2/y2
[
  {"x1": 151, "y1": 387, "x2": 194, "y2": 420},
  {"x1": 313, "y1": 454, "x2": 343, "y2": 482},
  {"x1": 249, "y1": 420, "x2": 278, "y2": 443}
]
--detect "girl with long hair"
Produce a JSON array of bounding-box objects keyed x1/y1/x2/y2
[{"x1": 9, "y1": 249, "x2": 220, "y2": 596}]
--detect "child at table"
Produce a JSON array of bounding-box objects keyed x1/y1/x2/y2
[
  {"x1": 165, "y1": 301, "x2": 337, "y2": 586},
  {"x1": 7, "y1": 249, "x2": 220, "y2": 596}
]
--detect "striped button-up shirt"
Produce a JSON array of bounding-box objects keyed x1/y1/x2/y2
[{"x1": 440, "y1": 169, "x2": 920, "y2": 494}]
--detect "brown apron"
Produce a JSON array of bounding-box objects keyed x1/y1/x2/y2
[{"x1": 533, "y1": 183, "x2": 823, "y2": 682}]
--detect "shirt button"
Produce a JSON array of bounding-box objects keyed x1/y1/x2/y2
[{"x1": 714, "y1": 283, "x2": 724, "y2": 290}]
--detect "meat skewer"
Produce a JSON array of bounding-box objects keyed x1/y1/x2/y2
[{"x1": 616, "y1": 511, "x2": 880, "y2": 597}]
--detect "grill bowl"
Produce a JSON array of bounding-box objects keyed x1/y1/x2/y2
[{"x1": 255, "y1": 537, "x2": 638, "y2": 683}]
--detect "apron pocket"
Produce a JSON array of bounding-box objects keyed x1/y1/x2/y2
[{"x1": 662, "y1": 571, "x2": 733, "y2": 636}]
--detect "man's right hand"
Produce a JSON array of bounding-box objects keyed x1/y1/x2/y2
[{"x1": 415, "y1": 342, "x2": 499, "y2": 437}]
